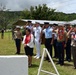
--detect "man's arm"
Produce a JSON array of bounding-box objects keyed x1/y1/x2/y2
[
  {"x1": 67, "y1": 27, "x2": 73, "y2": 36},
  {"x1": 40, "y1": 26, "x2": 45, "y2": 43}
]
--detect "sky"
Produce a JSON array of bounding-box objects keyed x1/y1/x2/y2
[{"x1": 0, "y1": 0, "x2": 76, "y2": 13}]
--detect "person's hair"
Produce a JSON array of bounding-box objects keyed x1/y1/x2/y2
[{"x1": 26, "y1": 28, "x2": 31, "y2": 33}]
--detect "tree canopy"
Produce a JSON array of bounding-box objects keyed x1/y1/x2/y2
[
  {"x1": 0, "y1": 4, "x2": 76, "y2": 29},
  {"x1": 21, "y1": 4, "x2": 76, "y2": 21}
]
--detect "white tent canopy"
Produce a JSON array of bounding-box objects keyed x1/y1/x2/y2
[
  {"x1": 21, "y1": 19, "x2": 66, "y2": 25},
  {"x1": 69, "y1": 20, "x2": 76, "y2": 25},
  {"x1": 13, "y1": 19, "x2": 76, "y2": 26}
]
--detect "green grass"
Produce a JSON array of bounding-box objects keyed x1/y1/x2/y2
[{"x1": 0, "y1": 32, "x2": 76, "y2": 75}]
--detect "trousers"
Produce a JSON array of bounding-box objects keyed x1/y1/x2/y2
[
  {"x1": 53, "y1": 39, "x2": 58, "y2": 58},
  {"x1": 71, "y1": 46, "x2": 76, "y2": 68},
  {"x1": 15, "y1": 39, "x2": 21, "y2": 54},
  {"x1": 45, "y1": 38, "x2": 52, "y2": 60},
  {"x1": 35, "y1": 39, "x2": 41, "y2": 57},
  {"x1": 66, "y1": 39, "x2": 71, "y2": 60},
  {"x1": 57, "y1": 41, "x2": 64, "y2": 64}
]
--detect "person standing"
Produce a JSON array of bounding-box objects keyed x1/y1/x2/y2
[
  {"x1": 26, "y1": 21, "x2": 33, "y2": 31},
  {"x1": 65, "y1": 24, "x2": 71, "y2": 62},
  {"x1": 14, "y1": 26, "x2": 22, "y2": 54},
  {"x1": 41, "y1": 22, "x2": 54, "y2": 61},
  {"x1": 53, "y1": 24, "x2": 67, "y2": 65},
  {"x1": 22, "y1": 28, "x2": 34, "y2": 67},
  {"x1": 67, "y1": 26, "x2": 76, "y2": 69},
  {"x1": 1, "y1": 28, "x2": 4, "y2": 39},
  {"x1": 52, "y1": 25, "x2": 58, "y2": 58},
  {"x1": 33, "y1": 22, "x2": 42, "y2": 59}
]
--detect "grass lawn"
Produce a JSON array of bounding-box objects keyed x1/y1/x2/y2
[{"x1": 0, "y1": 32, "x2": 76, "y2": 75}]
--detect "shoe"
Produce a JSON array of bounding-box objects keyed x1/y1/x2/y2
[
  {"x1": 28, "y1": 64, "x2": 32, "y2": 67},
  {"x1": 48, "y1": 60, "x2": 51, "y2": 62},
  {"x1": 34, "y1": 56, "x2": 37, "y2": 58},
  {"x1": 56, "y1": 62, "x2": 60, "y2": 65},
  {"x1": 15, "y1": 52, "x2": 20, "y2": 54},
  {"x1": 36, "y1": 57, "x2": 40, "y2": 59},
  {"x1": 60, "y1": 63, "x2": 64, "y2": 66},
  {"x1": 45, "y1": 57, "x2": 49, "y2": 60},
  {"x1": 17, "y1": 53, "x2": 20, "y2": 55},
  {"x1": 53, "y1": 56, "x2": 56, "y2": 58},
  {"x1": 68, "y1": 59, "x2": 71, "y2": 62}
]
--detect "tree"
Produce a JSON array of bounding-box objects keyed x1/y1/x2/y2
[
  {"x1": 21, "y1": 4, "x2": 56, "y2": 20},
  {"x1": 0, "y1": 4, "x2": 10, "y2": 30},
  {"x1": 21, "y1": 9, "x2": 31, "y2": 19},
  {"x1": 30, "y1": 4, "x2": 56, "y2": 20},
  {"x1": 21, "y1": 4, "x2": 76, "y2": 21}
]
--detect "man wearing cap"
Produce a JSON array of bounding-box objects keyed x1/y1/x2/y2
[
  {"x1": 53, "y1": 24, "x2": 67, "y2": 65},
  {"x1": 65, "y1": 24, "x2": 71, "y2": 62},
  {"x1": 33, "y1": 22, "x2": 42, "y2": 59},
  {"x1": 41, "y1": 22, "x2": 54, "y2": 61},
  {"x1": 26, "y1": 21, "x2": 33, "y2": 31},
  {"x1": 14, "y1": 26, "x2": 22, "y2": 54}
]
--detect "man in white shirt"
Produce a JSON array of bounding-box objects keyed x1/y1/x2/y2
[{"x1": 33, "y1": 22, "x2": 42, "y2": 59}]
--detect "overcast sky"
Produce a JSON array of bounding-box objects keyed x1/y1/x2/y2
[{"x1": 0, "y1": 0, "x2": 76, "y2": 13}]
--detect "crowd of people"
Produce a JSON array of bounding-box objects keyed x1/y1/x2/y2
[{"x1": 14, "y1": 20, "x2": 76, "y2": 68}]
